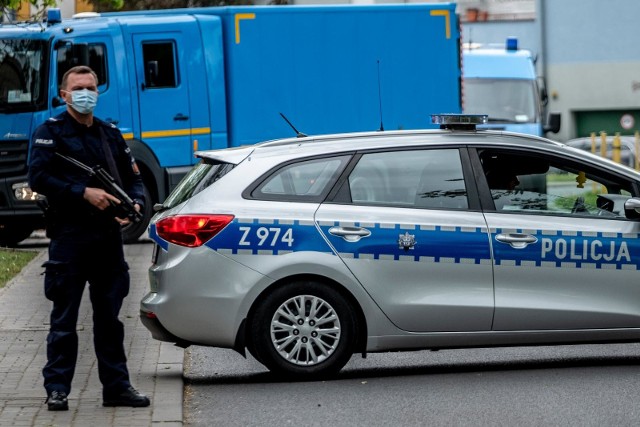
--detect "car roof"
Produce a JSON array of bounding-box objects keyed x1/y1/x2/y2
[{"x1": 197, "y1": 129, "x2": 564, "y2": 165}]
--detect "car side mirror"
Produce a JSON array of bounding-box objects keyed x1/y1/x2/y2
[
  {"x1": 624, "y1": 197, "x2": 640, "y2": 219},
  {"x1": 543, "y1": 112, "x2": 561, "y2": 134}
]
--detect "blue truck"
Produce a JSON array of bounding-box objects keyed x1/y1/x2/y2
[
  {"x1": 0, "y1": 3, "x2": 461, "y2": 245},
  {"x1": 462, "y1": 37, "x2": 560, "y2": 136}
]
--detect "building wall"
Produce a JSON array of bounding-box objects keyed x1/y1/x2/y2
[
  {"x1": 542, "y1": 0, "x2": 640, "y2": 141},
  {"x1": 17, "y1": 0, "x2": 89, "y2": 19},
  {"x1": 445, "y1": 0, "x2": 640, "y2": 141}
]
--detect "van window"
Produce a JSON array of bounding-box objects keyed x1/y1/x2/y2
[
  {"x1": 142, "y1": 42, "x2": 178, "y2": 88},
  {"x1": 57, "y1": 43, "x2": 107, "y2": 87}
]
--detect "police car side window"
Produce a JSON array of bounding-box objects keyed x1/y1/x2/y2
[
  {"x1": 480, "y1": 149, "x2": 635, "y2": 218},
  {"x1": 348, "y1": 149, "x2": 468, "y2": 210},
  {"x1": 254, "y1": 156, "x2": 350, "y2": 200}
]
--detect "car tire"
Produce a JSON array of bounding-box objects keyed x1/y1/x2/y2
[
  {"x1": 122, "y1": 183, "x2": 153, "y2": 244},
  {"x1": 250, "y1": 281, "x2": 357, "y2": 379}
]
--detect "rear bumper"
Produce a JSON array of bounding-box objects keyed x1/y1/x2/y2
[{"x1": 139, "y1": 309, "x2": 191, "y2": 348}]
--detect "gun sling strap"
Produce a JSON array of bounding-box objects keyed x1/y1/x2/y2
[{"x1": 98, "y1": 127, "x2": 124, "y2": 188}]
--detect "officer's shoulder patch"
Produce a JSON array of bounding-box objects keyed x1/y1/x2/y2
[
  {"x1": 44, "y1": 117, "x2": 63, "y2": 128},
  {"x1": 34, "y1": 138, "x2": 55, "y2": 146}
]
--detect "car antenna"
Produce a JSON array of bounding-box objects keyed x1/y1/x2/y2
[
  {"x1": 279, "y1": 112, "x2": 308, "y2": 138},
  {"x1": 377, "y1": 60, "x2": 384, "y2": 131}
]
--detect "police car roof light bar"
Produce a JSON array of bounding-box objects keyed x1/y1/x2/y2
[{"x1": 431, "y1": 114, "x2": 488, "y2": 131}]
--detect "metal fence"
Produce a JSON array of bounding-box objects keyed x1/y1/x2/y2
[{"x1": 586, "y1": 131, "x2": 640, "y2": 170}]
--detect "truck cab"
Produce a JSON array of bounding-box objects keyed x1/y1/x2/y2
[
  {"x1": 0, "y1": 10, "x2": 221, "y2": 245},
  {"x1": 462, "y1": 37, "x2": 560, "y2": 137}
]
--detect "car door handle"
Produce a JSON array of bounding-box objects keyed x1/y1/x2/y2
[
  {"x1": 328, "y1": 226, "x2": 371, "y2": 242},
  {"x1": 174, "y1": 113, "x2": 189, "y2": 121},
  {"x1": 495, "y1": 233, "x2": 538, "y2": 249}
]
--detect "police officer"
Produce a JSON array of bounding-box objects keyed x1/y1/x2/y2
[{"x1": 28, "y1": 66, "x2": 150, "y2": 411}]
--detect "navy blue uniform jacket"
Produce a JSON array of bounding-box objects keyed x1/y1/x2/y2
[{"x1": 28, "y1": 112, "x2": 144, "y2": 237}]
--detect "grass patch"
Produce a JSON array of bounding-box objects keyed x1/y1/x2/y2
[
  {"x1": 546, "y1": 172, "x2": 578, "y2": 183},
  {"x1": 0, "y1": 249, "x2": 38, "y2": 288}
]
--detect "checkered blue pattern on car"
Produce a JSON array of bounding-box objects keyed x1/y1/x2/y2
[
  {"x1": 150, "y1": 220, "x2": 640, "y2": 270},
  {"x1": 491, "y1": 228, "x2": 639, "y2": 270}
]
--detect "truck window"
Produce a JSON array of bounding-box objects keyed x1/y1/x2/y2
[
  {"x1": 0, "y1": 39, "x2": 46, "y2": 111},
  {"x1": 464, "y1": 78, "x2": 539, "y2": 124},
  {"x1": 57, "y1": 43, "x2": 107, "y2": 87},
  {"x1": 142, "y1": 42, "x2": 177, "y2": 89}
]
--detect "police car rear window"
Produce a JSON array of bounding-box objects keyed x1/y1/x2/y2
[
  {"x1": 163, "y1": 159, "x2": 235, "y2": 209},
  {"x1": 249, "y1": 155, "x2": 351, "y2": 202}
]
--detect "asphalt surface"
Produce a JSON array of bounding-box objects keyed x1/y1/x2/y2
[
  {"x1": 185, "y1": 343, "x2": 640, "y2": 426},
  {"x1": 0, "y1": 232, "x2": 184, "y2": 426}
]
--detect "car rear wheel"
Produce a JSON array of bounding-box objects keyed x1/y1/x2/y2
[{"x1": 250, "y1": 281, "x2": 356, "y2": 379}]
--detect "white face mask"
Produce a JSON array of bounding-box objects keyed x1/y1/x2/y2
[{"x1": 64, "y1": 89, "x2": 98, "y2": 114}]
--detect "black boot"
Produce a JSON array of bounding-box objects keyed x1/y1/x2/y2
[
  {"x1": 47, "y1": 391, "x2": 69, "y2": 411},
  {"x1": 103, "y1": 387, "x2": 150, "y2": 407}
]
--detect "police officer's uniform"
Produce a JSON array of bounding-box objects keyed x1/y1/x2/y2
[{"x1": 28, "y1": 111, "x2": 145, "y2": 399}]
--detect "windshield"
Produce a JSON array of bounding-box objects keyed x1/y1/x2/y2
[
  {"x1": 0, "y1": 38, "x2": 47, "y2": 112},
  {"x1": 464, "y1": 78, "x2": 539, "y2": 123}
]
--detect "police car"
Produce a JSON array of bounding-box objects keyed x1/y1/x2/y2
[{"x1": 141, "y1": 114, "x2": 640, "y2": 378}]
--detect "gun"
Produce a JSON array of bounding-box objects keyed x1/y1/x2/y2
[{"x1": 54, "y1": 152, "x2": 143, "y2": 223}]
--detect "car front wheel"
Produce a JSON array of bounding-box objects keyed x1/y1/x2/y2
[{"x1": 250, "y1": 281, "x2": 357, "y2": 379}]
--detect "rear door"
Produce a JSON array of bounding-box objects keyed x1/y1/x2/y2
[{"x1": 315, "y1": 147, "x2": 494, "y2": 332}]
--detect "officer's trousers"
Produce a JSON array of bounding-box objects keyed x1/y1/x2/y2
[{"x1": 42, "y1": 233, "x2": 131, "y2": 396}]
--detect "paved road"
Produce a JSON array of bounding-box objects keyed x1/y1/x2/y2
[{"x1": 184, "y1": 343, "x2": 640, "y2": 426}]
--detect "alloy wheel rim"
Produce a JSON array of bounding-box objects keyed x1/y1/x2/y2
[{"x1": 270, "y1": 294, "x2": 341, "y2": 366}]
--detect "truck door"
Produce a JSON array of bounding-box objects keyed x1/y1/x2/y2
[
  {"x1": 131, "y1": 19, "x2": 203, "y2": 168},
  {"x1": 53, "y1": 36, "x2": 127, "y2": 130}
]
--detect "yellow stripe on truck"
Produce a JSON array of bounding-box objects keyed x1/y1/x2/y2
[{"x1": 122, "y1": 128, "x2": 211, "y2": 140}]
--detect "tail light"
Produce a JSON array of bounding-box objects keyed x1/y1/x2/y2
[{"x1": 156, "y1": 214, "x2": 234, "y2": 248}]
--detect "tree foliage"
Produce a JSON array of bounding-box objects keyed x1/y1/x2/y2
[
  {"x1": 0, "y1": 0, "x2": 124, "y2": 22},
  {"x1": 1, "y1": 0, "x2": 57, "y2": 21},
  {"x1": 89, "y1": 0, "x2": 292, "y2": 12},
  {"x1": 2, "y1": 0, "x2": 288, "y2": 20}
]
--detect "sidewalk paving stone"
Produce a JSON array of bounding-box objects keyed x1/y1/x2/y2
[{"x1": 0, "y1": 241, "x2": 183, "y2": 426}]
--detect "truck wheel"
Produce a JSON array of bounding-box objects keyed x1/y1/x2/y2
[
  {"x1": 0, "y1": 225, "x2": 34, "y2": 247},
  {"x1": 250, "y1": 281, "x2": 356, "y2": 379},
  {"x1": 122, "y1": 183, "x2": 153, "y2": 244}
]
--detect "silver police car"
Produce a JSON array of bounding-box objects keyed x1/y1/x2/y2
[{"x1": 141, "y1": 114, "x2": 640, "y2": 378}]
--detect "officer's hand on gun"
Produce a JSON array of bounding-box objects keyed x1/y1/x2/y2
[{"x1": 83, "y1": 187, "x2": 141, "y2": 225}]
